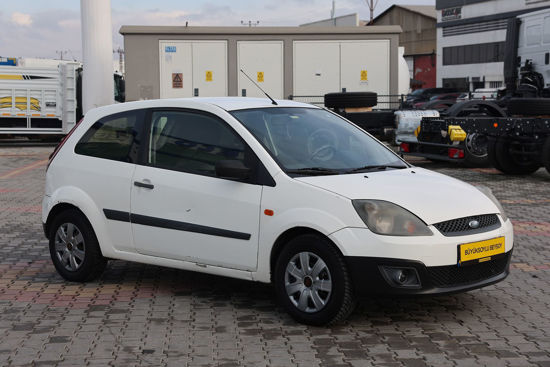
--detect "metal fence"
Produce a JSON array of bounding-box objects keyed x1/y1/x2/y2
[{"x1": 289, "y1": 94, "x2": 406, "y2": 110}]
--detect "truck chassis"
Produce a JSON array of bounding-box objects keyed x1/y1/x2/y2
[{"x1": 400, "y1": 116, "x2": 550, "y2": 174}]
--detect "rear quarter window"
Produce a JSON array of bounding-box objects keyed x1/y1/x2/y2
[{"x1": 75, "y1": 109, "x2": 145, "y2": 163}]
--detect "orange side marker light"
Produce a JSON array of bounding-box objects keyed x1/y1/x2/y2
[
  {"x1": 493, "y1": 123, "x2": 498, "y2": 128},
  {"x1": 264, "y1": 209, "x2": 274, "y2": 216}
]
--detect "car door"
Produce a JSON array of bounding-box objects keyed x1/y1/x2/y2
[
  {"x1": 130, "y1": 109, "x2": 263, "y2": 271},
  {"x1": 72, "y1": 109, "x2": 146, "y2": 253}
]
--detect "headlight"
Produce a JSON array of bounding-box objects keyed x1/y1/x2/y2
[
  {"x1": 476, "y1": 186, "x2": 508, "y2": 222},
  {"x1": 352, "y1": 200, "x2": 433, "y2": 236}
]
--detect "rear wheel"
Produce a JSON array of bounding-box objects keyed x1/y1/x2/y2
[
  {"x1": 542, "y1": 136, "x2": 550, "y2": 174},
  {"x1": 274, "y1": 234, "x2": 356, "y2": 326},
  {"x1": 492, "y1": 137, "x2": 540, "y2": 175},
  {"x1": 49, "y1": 209, "x2": 107, "y2": 282},
  {"x1": 487, "y1": 138, "x2": 504, "y2": 172}
]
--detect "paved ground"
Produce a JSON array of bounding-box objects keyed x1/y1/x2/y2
[{"x1": 0, "y1": 146, "x2": 549, "y2": 367}]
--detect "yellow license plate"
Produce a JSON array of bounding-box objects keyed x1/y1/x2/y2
[{"x1": 459, "y1": 237, "x2": 505, "y2": 264}]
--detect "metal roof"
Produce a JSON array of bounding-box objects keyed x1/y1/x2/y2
[
  {"x1": 373, "y1": 5, "x2": 437, "y2": 22},
  {"x1": 119, "y1": 25, "x2": 402, "y2": 35}
]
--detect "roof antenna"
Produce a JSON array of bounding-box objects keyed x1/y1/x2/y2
[{"x1": 240, "y1": 69, "x2": 278, "y2": 105}]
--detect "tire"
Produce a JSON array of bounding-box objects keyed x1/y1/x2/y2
[
  {"x1": 49, "y1": 209, "x2": 107, "y2": 282},
  {"x1": 507, "y1": 98, "x2": 550, "y2": 116},
  {"x1": 463, "y1": 133, "x2": 490, "y2": 167},
  {"x1": 543, "y1": 136, "x2": 550, "y2": 174},
  {"x1": 493, "y1": 137, "x2": 540, "y2": 175},
  {"x1": 274, "y1": 234, "x2": 356, "y2": 326},
  {"x1": 487, "y1": 137, "x2": 505, "y2": 172},
  {"x1": 324, "y1": 92, "x2": 377, "y2": 108}
]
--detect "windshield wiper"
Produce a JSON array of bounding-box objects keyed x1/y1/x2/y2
[
  {"x1": 286, "y1": 167, "x2": 341, "y2": 176},
  {"x1": 346, "y1": 164, "x2": 407, "y2": 173}
]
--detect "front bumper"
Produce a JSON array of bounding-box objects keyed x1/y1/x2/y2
[{"x1": 346, "y1": 250, "x2": 512, "y2": 296}]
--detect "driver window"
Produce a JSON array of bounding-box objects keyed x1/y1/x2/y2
[{"x1": 148, "y1": 110, "x2": 246, "y2": 176}]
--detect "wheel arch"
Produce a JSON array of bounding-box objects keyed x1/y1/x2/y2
[
  {"x1": 44, "y1": 186, "x2": 116, "y2": 258},
  {"x1": 45, "y1": 202, "x2": 86, "y2": 239},
  {"x1": 269, "y1": 226, "x2": 344, "y2": 282}
]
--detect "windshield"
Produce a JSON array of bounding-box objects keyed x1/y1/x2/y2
[
  {"x1": 409, "y1": 89, "x2": 425, "y2": 96},
  {"x1": 231, "y1": 107, "x2": 407, "y2": 175}
]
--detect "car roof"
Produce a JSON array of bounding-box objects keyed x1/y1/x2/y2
[
  {"x1": 192, "y1": 97, "x2": 316, "y2": 111},
  {"x1": 108, "y1": 97, "x2": 317, "y2": 112}
]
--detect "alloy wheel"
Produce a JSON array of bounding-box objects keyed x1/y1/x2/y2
[
  {"x1": 54, "y1": 223, "x2": 86, "y2": 271},
  {"x1": 284, "y1": 251, "x2": 332, "y2": 313}
]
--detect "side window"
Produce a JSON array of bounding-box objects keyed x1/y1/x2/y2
[
  {"x1": 148, "y1": 110, "x2": 246, "y2": 176},
  {"x1": 75, "y1": 110, "x2": 144, "y2": 163}
]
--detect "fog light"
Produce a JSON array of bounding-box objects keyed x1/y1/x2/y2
[{"x1": 380, "y1": 266, "x2": 421, "y2": 288}]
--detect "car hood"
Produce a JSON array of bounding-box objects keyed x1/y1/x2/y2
[{"x1": 295, "y1": 167, "x2": 499, "y2": 225}]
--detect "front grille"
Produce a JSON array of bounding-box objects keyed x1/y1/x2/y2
[
  {"x1": 434, "y1": 214, "x2": 500, "y2": 236},
  {"x1": 427, "y1": 253, "x2": 510, "y2": 288}
]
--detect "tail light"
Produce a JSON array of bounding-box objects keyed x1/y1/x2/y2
[
  {"x1": 400, "y1": 142, "x2": 410, "y2": 153},
  {"x1": 47, "y1": 118, "x2": 83, "y2": 170},
  {"x1": 448, "y1": 148, "x2": 464, "y2": 159}
]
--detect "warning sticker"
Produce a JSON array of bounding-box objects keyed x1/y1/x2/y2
[
  {"x1": 257, "y1": 71, "x2": 264, "y2": 83},
  {"x1": 206, "y1": 71, "x2": 213, "y2": 82},
  {"x1": 360, "y1": 70, "x2": 368, "y2": 81},
  {"x1": 172, "y1": 73, "x2": 183, "y2": 89}
]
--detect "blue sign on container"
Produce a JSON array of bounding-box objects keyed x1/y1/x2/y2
[{"x1": 165, "y1": 46, "x2": 177, "y2": 53}]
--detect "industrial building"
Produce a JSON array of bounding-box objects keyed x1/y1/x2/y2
[
  {"x1": 436, "y1": 0, "x2": 550, "y2": 91},
  {"x1": 119, "y1": 26, "x2": 401, "y2": 103},
  {"x1": 372, "y1": 5, "x2": 437, "y2": 89}
]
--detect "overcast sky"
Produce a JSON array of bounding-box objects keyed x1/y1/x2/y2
[{"x1": 1, "y1": 0, "x2": 435, "y2": 61}]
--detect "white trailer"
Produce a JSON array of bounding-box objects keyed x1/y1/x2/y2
[{"x1": 0, "y1": 63, "x2": 78, "y2": 135}]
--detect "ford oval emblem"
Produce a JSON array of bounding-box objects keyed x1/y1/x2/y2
[{"x1": 469, "y1": 220, "x2": 480, "y2": 229}]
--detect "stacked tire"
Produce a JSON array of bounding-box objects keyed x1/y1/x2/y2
[{"x1": 324, "y1": 92, "x2": 377, "y2": 108}]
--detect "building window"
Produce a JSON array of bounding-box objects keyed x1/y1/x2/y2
[
  {"x1": 489, "y1": 81, "x2": 503, "y2": 88},
  {"x1": 442, "y1": 19, "x2": 508, "y2": 37},
  {"x1": 442, "y1": 42, "x2": 506, "y2": 66}
]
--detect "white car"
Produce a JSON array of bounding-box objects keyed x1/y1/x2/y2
[{"x1": 43, "y1": 97, "x2": 513, "y2": 325}]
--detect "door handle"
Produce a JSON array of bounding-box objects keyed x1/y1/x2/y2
[{"x1": 134, "y1": 181, "x2": 154, "y2": 189}]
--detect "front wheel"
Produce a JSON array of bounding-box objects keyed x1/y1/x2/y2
[
  {"x1": 49, "y1": 209, "x2": 107, "y2": 282},
  {"x1": 274, "y1": 234, "x2": 356, "y2": 326},
  {"x1": 463, "y1": 133, "x2": 490, "y2": 167}
]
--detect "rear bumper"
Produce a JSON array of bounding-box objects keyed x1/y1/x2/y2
[
  {"x1": 345, "y1": 250, "x2": 512, "y2": 296},
  {"x1": 399, "y1": 140, "x2": 466, "y2": 162}
]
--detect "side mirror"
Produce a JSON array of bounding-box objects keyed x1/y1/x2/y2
[{"x1": 215, "y1": 160, "x2": 251, "y2": 180}]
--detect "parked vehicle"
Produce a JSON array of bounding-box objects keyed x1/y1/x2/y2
[
  {"x1": 456, "y1": 88, "x2": 503, "y2": 102},
  {"x1": 0, "y1": 61, "x2": 125, "y2": 137},
  {"x1": 0, "y1": 63, "x2": 79, "y2": 135},
  {"x1": 414, "y1": 92, "x2": 460, "y2": 109},
  {"x1": 43, "y1": 97, "x2": 513, "y2": 325},
  {"x1": 402, "y1": 88, "x2": 459, "y2": 109},
  {"x1": 397, "y1": 11, "x2": 550, "y2": 172}
]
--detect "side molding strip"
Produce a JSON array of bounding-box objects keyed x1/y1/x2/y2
[
  {"x1": 103, "y1": 209, "x2": 130, "y2": 222},
  {"x1": 103, "y1": 209, "x2": 251, "y2": 241}
]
